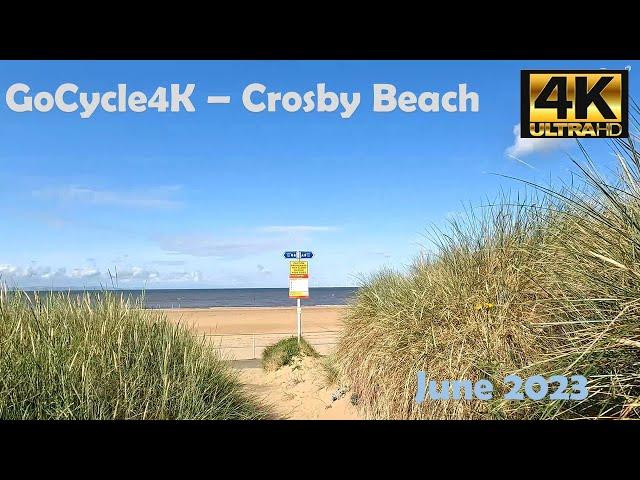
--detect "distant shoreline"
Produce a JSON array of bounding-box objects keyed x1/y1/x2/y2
[
  {"x1": 15, "y1": 287, "x2": 358, "y2": 292},
  {"x1": 155, "y1": 304, "x2": 349, "y2": 311},
  {"x1": 16, "y1": 287, "x2": 358, "y2": 309}
]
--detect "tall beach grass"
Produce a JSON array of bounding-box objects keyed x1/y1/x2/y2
[
  {"x1": 0, "y1": 289, "x2": 266, "y2": 419},
  {"x1": 336, "y1": 123, "x2": 640, "y2": 419}
]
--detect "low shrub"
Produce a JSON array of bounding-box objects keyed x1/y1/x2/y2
[{"x1": 261, "y1": 337, "x2": 319, "y2": 372}]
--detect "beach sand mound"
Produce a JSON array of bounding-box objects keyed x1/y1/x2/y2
[{"x1": 236, "y1": 355, "x2": 360, "y2": 420}]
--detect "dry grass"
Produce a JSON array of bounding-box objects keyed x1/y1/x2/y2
[
  {"x1": 336, "y1": 124, "x2": 640, "y2": 420},
  {"x1": 336, "y1": 198, "x2": 549, "y2": 419}
]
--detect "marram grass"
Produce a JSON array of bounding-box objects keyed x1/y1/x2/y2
[
  {"x1": 0, "y1": 290, "x2": 266, "y2": 419},
  {"x1": 336, "y1": 198, "x2": 549, "y2": 420},
  {"x1": 336, "y1": 124, "x2": 640, "y2": 420}
]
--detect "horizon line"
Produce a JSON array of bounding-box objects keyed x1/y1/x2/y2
[{"x1": 11, "y1": 285, "x2": 359, "y2": 292}]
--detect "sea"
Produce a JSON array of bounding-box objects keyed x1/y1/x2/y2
[{"x1": 21, "y1": 287, "x2": 359, "y2": 309}]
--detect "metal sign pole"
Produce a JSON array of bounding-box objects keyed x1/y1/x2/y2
[
  {"x1": 296, "y1": 250, "x2": 302, "y2": 344},
  {"x1": 285, "y1": 249, "x2": 312, "y2": 346},
  {"x1": 297, "y1": 298, "x2": 301, "y2": 344}
]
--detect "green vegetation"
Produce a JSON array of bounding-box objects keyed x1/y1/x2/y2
[
  {"x1": 261, "y1": 337, "x2": 319, "y2": 372},
  {"x1": 321, "y1": 354, "x2": 340, "y2": 385},
  {"x1": 0, "y1": 290, "x2": 266, "y2": 419},
  {"x1": 336, "y1": 123, "x2": 640, "y2": 420}
]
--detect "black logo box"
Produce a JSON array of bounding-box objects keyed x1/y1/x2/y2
[{"x1": 520, "y1": 69, "x2": 629, "y2": 139}]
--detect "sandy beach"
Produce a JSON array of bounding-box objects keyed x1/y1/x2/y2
[
  {"x1": 162, "y1": 305, "x2": 346, "y2": 360},
  {"x1": 163, "y1": 305, "x2": 359, "y2": 419},
  {"x1": 162, "y1": 305, "x2": 346, "y2": 336}
]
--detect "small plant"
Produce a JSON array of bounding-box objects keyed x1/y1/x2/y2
[
  {"x1": 322, "y1": 355, "x2": 340, "y2": 385},
  {"x1": 261, "y1": 337, "x2": 319, "y2": 372}
]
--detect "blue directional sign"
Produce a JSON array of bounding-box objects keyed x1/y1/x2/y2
[
  {"x1": 300, "y1": 251, "x2": 314, "y2": 259},
  {"x1": 283, "y1": 251, "x2": 298, "y2": 259}
]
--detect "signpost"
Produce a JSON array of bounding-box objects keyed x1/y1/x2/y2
[{"x1": 285, "y1": 251, "x2": 313, "y2": 343}]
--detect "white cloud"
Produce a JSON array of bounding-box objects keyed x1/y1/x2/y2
[
  {"x1": 0, "y1": 264, "x2": 19, "y2": 275},
  {"x1": 0, "y1": 262, "x2": 201, "y2": 287},
  {"x1": 113, "y1": 266, "x2": 159, "y2": 282},
  {"x1": 33, "y1": 185, "x2": 183, "y2": 210},
  {"x1": 1, "y1": 264, "x2": 67, "y2": 280},
  {"x1": 505, "y1": 124, "x2": 572, "y2": 159},
  {"x1": 69, "y1": 267, "x2": 101, "y2": 279},
  {"x1": 162, "y1": 271, "x2": 202, "y2": 283},
  {"x1": 258, "y1": 225, "x2": 338, "y2": 233}
]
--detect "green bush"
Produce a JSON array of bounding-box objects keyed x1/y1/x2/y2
[
  {"x1": 261, "y1": 337, "x2": 319, "y2": 372},
  {"x1": 0, "y1": 290, "x2": 267, "y2": 420}
]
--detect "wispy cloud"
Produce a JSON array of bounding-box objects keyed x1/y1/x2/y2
[
  {"x1": 505, "y1": 124, "x2": 572, "y2": 159},
  {"x1": 162, "y1": 271, "x2": 202, "y2": 283},
  {"x1": 157, "y1": 234, "x2": 286, "y2": 258},
  {"x1": 156, "y1": 224, "x2": 336, "y2": 259},
  {"x1": 369, "y1": 250, "x2": 392, "y2": 259},
  {"x1": 150, "y1": 260, "x2": 187, "y2": 266},
  {"x1": 258, "y1": 225, "x2": 338, "y2": 233},
  {"x1": 112, "y1": 266, "x2": 159, "y2": 282},
  {"x1": 257, "y1": 264, "x2": 272, "y2": 276},
  {"x1": 33, "y1": 185, "x2": 184, "y2": 210}
]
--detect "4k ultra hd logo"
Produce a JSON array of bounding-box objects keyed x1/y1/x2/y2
[{"x1": 521, "y1": 70, "x2": 628, "y2": 138}]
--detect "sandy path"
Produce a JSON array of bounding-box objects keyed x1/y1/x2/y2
[
  {"x1": 161, "y1": 306, "x2": 345, "y2": 335},
  {"x1": 163, "y1": 306, "x2": 360, "y2": 418},
  {"x1": 233, "y1": 358, "x2": 361, "y2": 420}
]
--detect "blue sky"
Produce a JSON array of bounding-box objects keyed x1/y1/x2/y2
[{"x1": 0, "y1": 60, "x2": 636, "y2": 289}]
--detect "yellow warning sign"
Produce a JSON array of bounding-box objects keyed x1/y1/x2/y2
[{"x1": 289, "y1": 260, "x2": 308, "y2": 278}]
